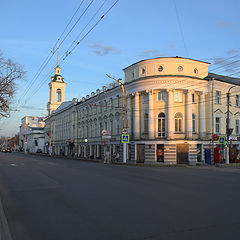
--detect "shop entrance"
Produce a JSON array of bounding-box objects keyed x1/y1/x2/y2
[
  {"x1": 156, "y1": 144, "x2": 164, "y2": 162},
  {"x1": 177, "y1": 144, "x2": 189, "y2": 164}
]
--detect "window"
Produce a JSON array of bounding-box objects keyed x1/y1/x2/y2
[
  {"x1": 175, "y1": 112, "x2": 183, "y2": 133},
  {"x1": 216, "y1": 117, "x2": 220, "y2": 133},
  {"x1": 56, "y1": 89, "x2": 62, "y2": 102},
  {"x1": 192, "y1": 114, "x2": 196, "y2": 133},
  {"x1": 104, "y1": 100, "x2": 107, "y2": 111},
  {"x1": 141, "y1": 68, "x2": 146, "y2": 75},
  {"x1": 236, "y1": 95, "x2": 240, "y2": 107},
  {"x1": 116, "y1": 118, "x2": 120, "y2": 134},
  {"x1": 110, "y1": 98, "x2": 113, "y2": 109},
  {"x1": 158, "y1": 91, "x2": 166, "y2": 101},
  {"x1": 158, "y1": 113, "x2": 166, "y2": 137},
  {"x1": 236, "y1": 120, "x2": 239, "y2": 134},
  {"x1": 144, "y1": 114, "x2": 149, "y2": 133},
  {"x1": 143, "y1": 94, "x2": 148, "y2": 104},
  {"x1": 194, "y1": 68, "x2": 198, "y2": 74},
  {"x1": 99, "y1": 122, "x2": 102, "y2": 136},
  {"x1": 178, "y1": 66, "x2": 183, "y2": 72},
  {"x1": 104, "y1": 121, "x2": 107, "y2": 130},
  {"x1": 116, "y1": 95, "x2": 120, "y2": 108},
  {"x1": 132, "y1": 71, "x2": 134, "y2": 79},
  {"x1": 110, "y1": 120, "x2": 113, "y2": 135},
  {"x1": 215, "y1": 91, "x2": 221, "y2": 104},
  {"x1": 174, "y1": 92, "x2": 183, "y2": 102},
  {"x1": 192, "y1": 93, "x2": 196, "y2": 103},
  {"x1": 158, "y1": 65, "x2": 163, "y2": 72}
]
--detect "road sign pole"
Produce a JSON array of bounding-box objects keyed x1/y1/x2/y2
[{"x1": 123, "y1": 142, "x2": 127, "y2": 163}]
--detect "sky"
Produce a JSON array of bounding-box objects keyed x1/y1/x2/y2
[{"x1": 0, "y1": 0, "x2": 240, "y2": 136}]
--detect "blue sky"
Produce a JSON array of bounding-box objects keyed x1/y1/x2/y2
[{"x1": 0, "y1": 0, "x2": 240, "y2": 136}]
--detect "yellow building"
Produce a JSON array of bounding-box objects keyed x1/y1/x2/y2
[{"x1": 46, "y1": 57, "x2": 240, "y2": 164}]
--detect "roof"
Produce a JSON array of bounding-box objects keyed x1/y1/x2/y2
[
  {"x1": 54, "y1": 101, "x2": 73, "y2": 114},
  {"x1": 206, "y1": 73, "x2": 240, "y2": 85},
  {"x1": 122, "y1": 56, "x2": 210, "y2": 71},
  {"x1": 52, "y1": 74, "x2": 64, "y2": 82}
]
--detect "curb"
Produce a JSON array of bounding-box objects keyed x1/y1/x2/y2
[{"x1": 0, "y1": 197, "x2": 12, "y2": 240}]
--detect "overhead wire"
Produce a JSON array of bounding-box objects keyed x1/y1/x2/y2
[{"x1": 24, "y1": 0, "x2": 119, "y2": 104}]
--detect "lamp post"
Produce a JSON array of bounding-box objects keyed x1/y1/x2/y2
[
  {"x1": 106, "y1": 74, "x2": 127, "y2": 163},
  {"x1": 226, "y1": 86, "x2": 237, "y2": 164}
]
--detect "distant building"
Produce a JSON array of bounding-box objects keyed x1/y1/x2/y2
[
  {"x1": 19, "y1": 116, "x2": 45, "y2": 152},
  {"x1": 46, "y1": 57, "x2": 240, "y2": 164},
  {"x1": 8, "y1": 134, "x2": 19, "y2": 150}
]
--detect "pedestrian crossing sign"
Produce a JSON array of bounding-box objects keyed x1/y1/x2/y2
[
  {"x1": 218, "y1": 136, "x2": 225, "y2": 144},
  {"x1": 121, "y1": 134, "x2": 129, "y2": 143}
]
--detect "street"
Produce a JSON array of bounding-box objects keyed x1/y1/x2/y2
[{"x1": 0, "y1": 152, "x2": 240, "y2": 240}]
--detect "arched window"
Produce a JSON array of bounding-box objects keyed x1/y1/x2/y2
[
  {"x1": 175, "y1": 112, "x2": 183, "y2": 133},
  {"x1": 158, "y1": 112, "x2": 165, "y2": 137},
  {"x1": 56, "y1": 89, "x2": 62, "y2": 102},
  {"x1": 192, "y1": 114, "x2": 196, "y2": 133}
]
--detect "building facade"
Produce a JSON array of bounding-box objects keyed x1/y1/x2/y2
[
  {"x1": 19, "y1": 116, "x2": 45, "y2": 152},
  {"x1": 46, "y1": 57, "x2": 240, "y2": 164}
]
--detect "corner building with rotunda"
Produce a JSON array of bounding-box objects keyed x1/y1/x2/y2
[{"x1": 46, "y1": 57, "x2": 240, "y2": 164}]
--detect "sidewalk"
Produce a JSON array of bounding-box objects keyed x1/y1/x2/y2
[{"x1": 23, "y1": 152, "x2": 240, "y2": 169}]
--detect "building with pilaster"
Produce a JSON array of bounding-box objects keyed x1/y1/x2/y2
[{"x1": 46, "y1": 57, "x2": 240, "y2": 164}]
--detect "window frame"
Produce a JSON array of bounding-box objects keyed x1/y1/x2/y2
[{"x1": 175, "y1": 112, "x2": 183, "y2": 133}]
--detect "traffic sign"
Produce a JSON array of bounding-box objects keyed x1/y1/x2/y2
[
  {"x1": 102, "y1": 129, "x2": 111, "y2": 136},
  {"x1": 121, "y1": 134, "x2": 129, "y2": 143},
  {"x1": 218, "y1": 136, "x2": 225, "y2": 144},
  {"x1": 212, "y1": 134, "x2": 218, "y2": 141},
  {"x1": 121, "y1": 128, "x2": 128, "y2": 134}
]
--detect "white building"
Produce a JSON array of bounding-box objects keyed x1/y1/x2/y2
[
  {"x1": 45, "y1": 57, "x2": 240, "y2": 164},
  {"x1": 19, "y1": 116, "x2": 45, "y2": 152}
]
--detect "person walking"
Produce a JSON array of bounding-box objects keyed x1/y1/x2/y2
[{"x1": 116, "y1": 152, "x2": 119, "y2": 162}]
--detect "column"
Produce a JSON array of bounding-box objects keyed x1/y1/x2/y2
[
  {"x1": 133, "y1": 92, "x2": 140, "y2": 139},
  {"x1": 148, "y1": 89, "x2": 154, "y2": 139},
  {"x1": 127, "y1": 95, "x2": 132, "y2": 136},
  {"x1": 186, "y1": 90, "x2": 193, "y2": 139},
  {"x1": 167, "y1": 90, "x2": 174, "y2": 139},
  {"x1": 200, "y1": 92, "x2": 206, "y2": 139}
]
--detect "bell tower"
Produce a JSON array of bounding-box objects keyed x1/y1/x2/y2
[{"x1": 47, "y1": 48, "x2": 67, "y2": 115}]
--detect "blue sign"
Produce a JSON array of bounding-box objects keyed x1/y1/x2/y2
[
  {"x1": 218, "y1": 136, "x2": 225, "y2": 144},
  {"x1": 121, "y1": 134, "x2": 129, "y2": 143}
]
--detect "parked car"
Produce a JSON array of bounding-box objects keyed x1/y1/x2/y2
[
  {"x1": 36, "y1": 149, "x2": 42, "y2": 153},
  {"x1": 6, "y1": 148, "x2": 12, "y2": 153}
]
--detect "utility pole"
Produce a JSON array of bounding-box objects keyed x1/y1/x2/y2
[
  {"x1": 226, "y1": 86, "x2": 236, "y2": 164},
  {"x1": 106, "y1": 74, "x2": 127, "y2": 163}
]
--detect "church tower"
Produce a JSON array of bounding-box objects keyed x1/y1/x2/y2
[{"x1": 47, "y1": 49, "x2": 67, "y2": 115}]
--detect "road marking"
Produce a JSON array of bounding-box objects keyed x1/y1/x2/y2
[{"x1": 10, "y1": 164, "x2": 17, "y2": 167}]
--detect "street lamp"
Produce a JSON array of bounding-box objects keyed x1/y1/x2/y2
[
  {"x1": 106, "y1": 74, "x2": 127, "y2": 163},
  {"x1": 226, "y1": 86, "x2": 238, "y2": 164}
]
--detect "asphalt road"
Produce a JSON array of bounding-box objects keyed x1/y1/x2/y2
[{"x1": 0, "y1": 152, "x2": 240, "y2": 240}]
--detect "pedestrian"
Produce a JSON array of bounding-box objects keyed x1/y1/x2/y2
[
  {"x1": 113, "y1": 152, "x2": 116, "y2": 162},
  {"x1": 116, "y1": 152, "x2": 119, "y2": 162}
]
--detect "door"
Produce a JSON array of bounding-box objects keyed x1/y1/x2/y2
[
  {"x1": 136, "y1": 144, "x2": 145, "y2": 163},
  {"x1": 177, "y1": 144, "x2": 189, "y2": 164},
  {"x1": 157, "y1": 144, "x2": 164, "y2": 162},
  {"x1": 230, "y1": 146, "x2": 238, "y2": 163}
]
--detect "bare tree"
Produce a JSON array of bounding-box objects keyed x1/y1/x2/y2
[{"x1": 0, "y1": 52, "x2": 25, "y2": 117}]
